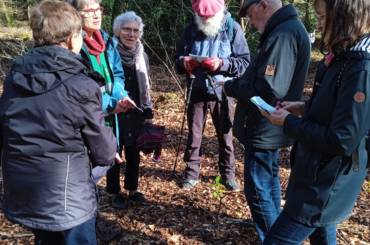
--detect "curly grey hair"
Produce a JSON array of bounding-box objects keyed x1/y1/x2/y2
[{"x1": 113, "y1": 11, "x2": 144, "y2": 38}]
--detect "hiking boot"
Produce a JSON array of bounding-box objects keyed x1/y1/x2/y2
[
  {"x1": 182, "y1": 179, "x2": 199, "y2": 190},
  {"x1": 111, "y1": 194, "x2": 128, "y2": 209},
  {"x1": 128, "y1": 191, "x2": 147, "y2": 203},
  {"x1": 222, "y1": 179, "x2": 241, "y2": 192}
]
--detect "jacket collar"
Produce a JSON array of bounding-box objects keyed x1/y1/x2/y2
[
  {"x1": 336, "y1": 34, "x2": 370, "y2": 61},
  {"x1": 259, "y1": 4, "x2": 298, "y2": 46}
]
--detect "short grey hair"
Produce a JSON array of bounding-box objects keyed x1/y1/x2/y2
[
  {"x1": 65, "y1": 0, "x2": 101, "y2": 11},
  {"x1": 113, "y1": 11, "x2": 144, "y2": 38},
  {"x1": 266, "y1": 0, "x2": 282, "y2": 7}
]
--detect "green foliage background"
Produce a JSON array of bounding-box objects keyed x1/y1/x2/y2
[
  {"x1": 101, "y1": 0, "x2": 315, "y2": 59},
  {"x1": 0, "y1": 0, "x2": 316, "y2": 58}
]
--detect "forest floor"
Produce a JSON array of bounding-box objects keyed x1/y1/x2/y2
[{"x1": 0, "y1": 37, "x2": 369, "y2": 244}]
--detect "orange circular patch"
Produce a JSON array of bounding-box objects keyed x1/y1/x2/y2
[{"x1": 353, "y1": 92, "x2": 366, "y2": 103}]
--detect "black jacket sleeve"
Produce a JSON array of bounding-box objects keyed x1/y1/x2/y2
[
  {"x1": 284, "y1": 69, "x2": 370, "y2": 156},
  {"x1": 0, "y1": 76, "x2": 11, "y2": 163},
  {"x1": 71, "y1": 78, "x2": 117, "y2": 166}
]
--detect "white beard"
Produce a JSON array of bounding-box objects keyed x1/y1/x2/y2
[{"x1": 195, "y1": 9, "x2": 225, "y2": 37}]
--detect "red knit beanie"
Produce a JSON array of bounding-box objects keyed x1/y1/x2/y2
[{"x1": 192, "y1": 0, "x2": 225, "y2": 17}]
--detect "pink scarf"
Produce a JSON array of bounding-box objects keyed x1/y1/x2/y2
[{"x1": 84, "y1": 30, "x2": 106, "y2": 63}]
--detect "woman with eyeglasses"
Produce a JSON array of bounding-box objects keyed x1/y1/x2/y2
[
  {"x1": 260, "y1": 0, "x2": 370, "y2": 244},
  {"x1": 107, "y1": 11, "x2": 154, "y2": 206},
  {"x1": 66, "y1": 0, "x2": 136, "y2": 209}
]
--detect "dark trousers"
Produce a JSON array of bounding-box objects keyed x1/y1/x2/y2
[
  {"x1": 183, "y1": 99, "x2": 235, "y2": 180},
  {"x1": 106, "y1": 145, "x2": 140, "y2": 194},
  {"x1": 32, "y1": 217, "x2": 96, "y2": 245}
]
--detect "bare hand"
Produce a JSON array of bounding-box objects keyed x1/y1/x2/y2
[
  {"x1": 112, "y1": 103, "x2": 124, "y2": 114},
  {"x1": 115, "y1": 152, "x2": 125, "y2": 164},
  {"x1": 280, "y1": 101, "x2": 305, "y2": 116},
  {"x1": 117, "y1": 97, "x2": 136, "y2": 112},
  {"x1": 259, "y1": 108, "x2": 290, "y2": 126}
]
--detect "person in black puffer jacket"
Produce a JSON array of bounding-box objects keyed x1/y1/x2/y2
[{"x1": 0, "y1": 1, "x2": 116, "y2": 244}]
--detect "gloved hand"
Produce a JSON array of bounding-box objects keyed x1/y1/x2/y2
[
  {"x1": 183, "y1": 56, "x2": 200, "y2": 74},
  {"x1": 201, "y1": 57, "x2": 223, "y2": 72}
]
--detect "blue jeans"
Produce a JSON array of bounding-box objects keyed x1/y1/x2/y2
[
  {"x1": 263, "y1": 213, "x2": 337, "y2": 245},
  {"x1": 32, "y1": 217, "x2": 97, "y2": 245},
  {"x1": 244, "y1": 146, "x2": 280, "y2": 241}
]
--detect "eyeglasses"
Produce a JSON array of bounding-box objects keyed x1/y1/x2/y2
[
  {"x1": 80, "y1": 6, "x2": 103, "y2": 18},
  {"x1": 121, "y1": 27, "x2": 141, "y2": 36}
]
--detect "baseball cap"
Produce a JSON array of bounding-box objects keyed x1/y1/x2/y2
[{"x1": 239, "y1": 0, "x2": 261, "y2": 17}]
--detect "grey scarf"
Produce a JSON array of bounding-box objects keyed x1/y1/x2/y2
[{"x1": 118, "y1": 40, "x2": 152, "y2": 110}]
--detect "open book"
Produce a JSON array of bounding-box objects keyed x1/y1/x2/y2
[
  {"x1": 189, "y1": 54, "x2": 209, "y2": 62},
  {"x1": 250, "y1": 96, "x2": 276, "y2": 113}
]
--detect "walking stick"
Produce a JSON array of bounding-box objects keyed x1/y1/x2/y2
[
  {"x1": 171, "y1": 74, "x2": 224, "y2": 177},
  {"x1": 171, "y1": 77, "x2": 195, "y2": 177}
]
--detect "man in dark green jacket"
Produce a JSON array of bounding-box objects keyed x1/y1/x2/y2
[{"x1": 223, "y1": 0, "x2": 311, "y2": 241}]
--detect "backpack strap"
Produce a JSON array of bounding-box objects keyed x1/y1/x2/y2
[{"x1": 225, "y1": 15, "x2": 235, "y2": 43}]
